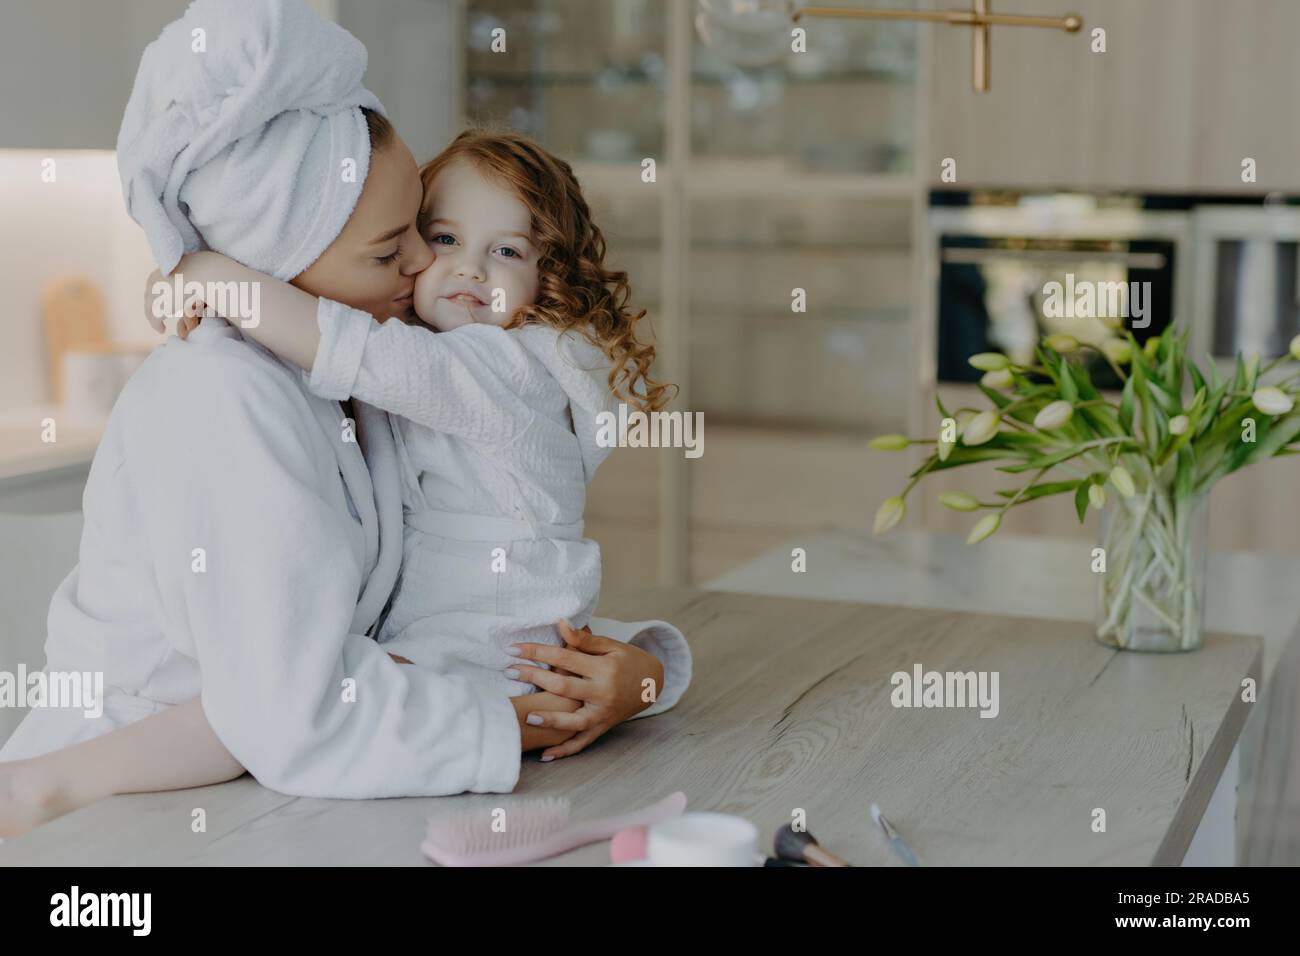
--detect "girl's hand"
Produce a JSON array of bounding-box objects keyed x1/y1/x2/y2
[
  {"x1": 177, "y1": 295, "x2": 205, "y2": 340},
  {"x1": 507, "y1": 621, "x2": 665, "y2": 761},
  {"x1": 144, "y1": 259, "x2": 209, "y2": 337},
  {"x1": 143, "y1": 267, "x2": 171, "y2": 334}
]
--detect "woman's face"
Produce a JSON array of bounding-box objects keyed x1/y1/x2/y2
[
  {"x1": 291, "y1": 135, "x2": 433, "y2": 321},
  {"x1": 413, "y1": 159, "x2": 540, "y2": 333}
]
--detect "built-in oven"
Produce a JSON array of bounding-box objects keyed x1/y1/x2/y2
[
  {"x1": 1190, "y1": 204, "x2": 1300, "y2": 382},
  {"x1": 924, "y1": 192, "x2": 1193, "y2": 391}
]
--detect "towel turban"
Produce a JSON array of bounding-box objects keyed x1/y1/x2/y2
[{"x1": 116, "y1": 0, "x2": 385, "y2": 281}]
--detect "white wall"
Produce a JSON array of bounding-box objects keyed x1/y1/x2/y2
[
  {"x1": 0, "y1": 0, "x2": 189, "y2": 150},
  {"x1": 0, "y1": 150, "x2": 158, "y2": 409}
]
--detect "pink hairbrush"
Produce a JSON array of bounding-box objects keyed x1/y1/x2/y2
[{"x1": 422, "y1": 791, "x2": 687, "y2": 866}]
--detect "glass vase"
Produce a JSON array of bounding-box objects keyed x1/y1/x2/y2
[{"x1": 1094, "y1": 488, "x2": 1209, "y2": 653}]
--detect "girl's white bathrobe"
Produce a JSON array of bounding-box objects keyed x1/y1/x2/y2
[
  {"x1": 308, "y1": 300, "x2": 653, "y2": 697},
  {"x1": 0, "y1": 317, "x2": 691, "y2": 798}
]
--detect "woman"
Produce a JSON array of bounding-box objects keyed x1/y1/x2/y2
[{"x1": 0, "y1": 0, "x2": 690, "y2": 835}]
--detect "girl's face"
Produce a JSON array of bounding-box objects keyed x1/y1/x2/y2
[
  {"x1": 292, "y1": 135, "x2": 433, "y2": 322},
  {"x1": 413, "y1": 159, "x2": 540, "y2": 332}
]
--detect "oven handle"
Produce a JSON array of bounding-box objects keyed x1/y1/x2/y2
[{"x1": 942, "y1": 247, "x2": 1167, "y2": 270}]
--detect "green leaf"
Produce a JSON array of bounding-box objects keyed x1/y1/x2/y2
[
  {"x1": 976, "y1": 382, "x2": 1011, "y2": 409},
  {"x1": 1225, "y1": 414, "x2": 1271, "y2": 475},
  {"x1": 1188, "y1": 358, "x2": 1207, "y2": 396},
  {"x1": 1196, "y1": 396, "x2": 1257, "y2": 452},
  {"x1": 1074, "y1": 481, "x2": 1091, "y2": 524},
  {"x1": 1068, "y1": 360, "x2": 1101, "y2": 401},
  {"x1": 1119, "y1": 374, "x2": 1136, "y2": 432},
  {"x1": 997, "y1": 442, "x2": 1129, "y2": 473},
  {"x1": 1231, "y1": 353, "x2": 1247, "y2": 393},
  {"x1": 908, "y1": 446, "x2": 1026, "y2": 477},
  {"x1": 1132, "y1": 360, "x2": 1158, "y2": 451},
  {"x1": 1079, "y1": 404, "x2": 1122, "y2": 439},
  {"x1": 1145, "y1": 379, "x2": 1180, "y2": 414},
  {"x1": 982, "y1": 430, "x2": 1044, "y2": 446},
  {"x1": 1175, "y1": 446, "x2": 1195, "y2": 499},
  {"x1": 1058, "y1": 356, "x2": 1079, "y2": 403},
  {"x1": 994, "y1": 480, "x2": 1081, "y2": 502},
  {"x1": 1244, "y1": 413, "x2": 1300, "y2": 465},
  {"x1": 1159, "y1": 343, "x2": 1178, "y2": 395},
  {"x1": 1207, "y1": 353, "x2": 1222, "y2": 391},
  {"x1": 934, "y1": 392, "x2": 951, "y2": 421}
]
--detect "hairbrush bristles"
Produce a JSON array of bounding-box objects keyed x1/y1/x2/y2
[{"x1": 423, "y1": 797, "x2": 573, "y2": 866}]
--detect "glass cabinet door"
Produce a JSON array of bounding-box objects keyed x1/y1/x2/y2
[
  {"x1": 464, "y1": 0, "x2": 668, "y2": 164},
  {"x1": 691, "y1": 2, "x2": 918, "y2": 179},
  {"x1": 687, "y1": 3, "x2": 920, "y2": 433}
]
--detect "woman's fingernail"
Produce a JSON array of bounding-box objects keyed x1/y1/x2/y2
[
  {"x1": 526, "y1": 714, "x2": 543, "y2": 725},
  {"x1": 506, "y1": 644, "x2": 522, "y2": 655},
  {"x1": 504, "y1": 668, "x2": 520, "y2": 680},
  {"x1": 540, "y1": 755, "x2": 555, "y2": 762}
]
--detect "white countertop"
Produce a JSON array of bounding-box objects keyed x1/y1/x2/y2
[
  {"x1": 0, "y1": 405, "x2": 101, "y2": 482},
  {"x1": 706, "y1": 527, "x2": 1300, "y2": 681}
]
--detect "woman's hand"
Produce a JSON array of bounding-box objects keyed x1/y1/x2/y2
[
  {"x1": 507, "y1": 621, "x2": 665, "y2": 761},
  {"x1": 512, "y1": 692, "x2": 581, "y2": 753},
  {"x1": 386, "y1": 651, "x2": 576, "y2": 752}
]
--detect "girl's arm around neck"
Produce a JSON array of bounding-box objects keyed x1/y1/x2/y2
[{"x1": 179, "y1": 251, "x2": 323, "y2": 371}]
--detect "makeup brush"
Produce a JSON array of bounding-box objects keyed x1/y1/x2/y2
[{"x1": 773, "y1": 824, "x2": 852, "y2": 867}]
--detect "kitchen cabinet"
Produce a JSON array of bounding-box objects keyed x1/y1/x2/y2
[{"x1": 927, "y1": 0, "x2": 1300, "y2": 193}]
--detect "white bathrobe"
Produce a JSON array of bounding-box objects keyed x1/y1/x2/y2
[
  {"x1": 308, "y1": 299, "x2": 675, "y2": 700},
  {"x1": 0, "y1": 319, "x2": 691, "y2": 797}
]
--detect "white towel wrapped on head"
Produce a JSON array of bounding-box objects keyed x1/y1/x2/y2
[{"x1": 116, "y1": 0, "x2": 384, "y2": 280}]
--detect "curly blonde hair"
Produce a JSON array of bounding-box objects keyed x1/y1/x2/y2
[{"x1": 418, "y1": 128, "x2": 674, "y2": 413}]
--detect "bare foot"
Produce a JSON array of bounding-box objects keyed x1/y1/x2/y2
[{"x1": 0, "y1": 759, "x2": 80, "y2": 839}]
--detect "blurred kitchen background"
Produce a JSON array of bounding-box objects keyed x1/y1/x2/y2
[{"x1": 2, "y1": 0, "x2": 1299, "y2": 590}]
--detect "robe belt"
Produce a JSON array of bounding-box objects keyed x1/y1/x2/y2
[{"x1": 405, "y1": 508, "x2": 584, "y2": 543}]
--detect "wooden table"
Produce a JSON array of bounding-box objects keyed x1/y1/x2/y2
[
  {"x1": 0, "y1": 584, "x2": 1260, "y2": 866},
  {"x1": 709, "y1": 529, "x2": 1300, "y2": 865}
]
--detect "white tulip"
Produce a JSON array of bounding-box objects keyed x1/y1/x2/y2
[
  {"x1": 1088, "y1": 484, "x2": 1107, "y2": 510},
  {"x1": 981, "y1": 368, "x2": 1014, "y2": 390},
  {"x1": 969, "y1": 352, "x2": 1010, "y2": 372},
  {"x1": 874, "y1": 496, "x2": 905, "y2": 534},
  {"x1": 1169, "y1": 414, "x2": 1190, "y2": 435},
  {"x1": 1252, "y1": 386, "x2": 1295, "y2": 416},
  {"x1": 1033, "y1": 400, "x2": 1073, "y2": 430},
  {"x1": 939, "y1": 491, "x2": 980, "y2": 512},
  {"x1": 1109, "y1": 465, "x2": 1136, "y2": 498},
  {"x1": 1044, "y1": 334, "x2": 1079, "y2": 353},
  {"x1": 868, "y1": 434, "x2": 911, "y2": 451},
  {"x1": 961, "y1": 410, "x2": 1001, "y2": 446},
  {"x1": 1100, "y1": 338, "x2": 1133, "y2": 364},
  {"x1": 966, "y1": 513, "x2": 1001, "y2": 544}
]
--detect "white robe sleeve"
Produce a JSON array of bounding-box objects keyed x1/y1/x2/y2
[
  {"x1": 587, "y1": 617, "x2": 693, "y2": 719},
  {"x1": 309, "y1": 298, "x2": 536, "y2": 445},
  {"x1": 132, "y1": 344, "x2": 522, "y2": 798}
]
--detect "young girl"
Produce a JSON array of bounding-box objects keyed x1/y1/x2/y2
[
  {"x1": 213, "y1": 127, "x2": 673, "y2": 697},
  {"x1": 0, "y1": 129, "x2": 679, "y2": 836}
]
